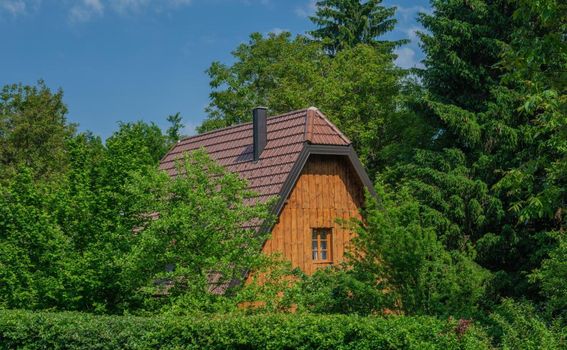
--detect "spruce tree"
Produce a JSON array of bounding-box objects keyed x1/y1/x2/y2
[
  {"x1": 309, "y1": 0, "x2": 400, "y2": 55},
  {"x1": 389, "y1": 0, "x2": 565, "y2": 303}
]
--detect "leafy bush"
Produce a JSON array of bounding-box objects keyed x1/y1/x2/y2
[
  {"x1": 0, "y1": 310, "x2": 491, "y2": 349},
  {"x1": 486, "y1": 299, "x2": 565, "y2": 350},
  {"x1": 294, "y1": 267, "x2": 388, "y2": 316},
  {"x1": 347, "y1": 185, "x2": 490, "y2": 317}
]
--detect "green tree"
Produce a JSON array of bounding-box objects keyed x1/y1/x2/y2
[
  {"x1": 166, "y1": 112, "x2": 185, "y2": 146},
  {"x1": 0, "y1": 168, "x2": 70, "y2": 309},
  {"x1": 348, "y1": 185, "x2": 489, "y2": 316},
  {"x1": 121, "y1": 150, "x2": 273, "y2": 311},
  {"x1": 530, "y1": 233, "x2": 567, "y2": 323},
  {"x1": 200, "y1": 32, "x2": 403, "y2": 170},
  {"x1": 0, "y1": 81, "x2": 75, "y2": 180},
  {"x1": 384, "y1": 0, "x2": 566, "y2": 304},
  {"x1": 309, "y1": 0, "x2": 400, "y2": 55}
]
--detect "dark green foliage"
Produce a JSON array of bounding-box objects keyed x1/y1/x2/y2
[
  {"x1": 294, "y1": 267, "x2": 386, "y2": 316},
  {"x1": 348, "y1": 186, "x2": 489, "y2": 317},
  {"x1": 0, "y1": 310, "x2": 492, "y2": 349},
  {"x1": 418, "y1": 0, "x2": 513, "y2": 112},
  {"x1": 486, "y1": 299, "x2": 566, "y2": 349},
  {"x1": 386, "y1": 0, "x2": 567, "y2": 308},
  {"x1": 530, "y1": 232, "x2": 567, "y2": 323},
  {"x1": 309, "y1": 0, "x2": 400, "y2": 55},
  {"x1": 166, "y1": 112, "x2": 184, "y2": 145}
]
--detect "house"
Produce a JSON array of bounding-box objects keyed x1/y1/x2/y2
[{"x1": 159, "y1": 107, "x2": 375, "y2": 277}]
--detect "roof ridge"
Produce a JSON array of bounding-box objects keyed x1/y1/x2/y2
[
  {"x1": 310, "y1": 107, "x2": 351, "y2": 145},
  {"x1": 177, "y1": 108, "x2": 311, "y2": 142}
]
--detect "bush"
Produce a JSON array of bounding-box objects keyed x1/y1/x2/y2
[
  {"x1": 486, "y1": 299, "x2": 565, "y2": 350},
  {"x1": 0, "y1": 310, "x2": 491, "y2": 349}
]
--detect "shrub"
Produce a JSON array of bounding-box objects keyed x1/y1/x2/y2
[
  {"x1": 0, "y1": 310, "x2": 491, "y2": 349},
  {"x1": 487, "y1": 299, "x2": 565, "y2": 350}
]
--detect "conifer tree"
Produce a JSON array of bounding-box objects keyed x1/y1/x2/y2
[
  {"x1": 389, "y1": 0, "x2": 565, "y2": 303},
  {"x1": 309, "y1": 0, "x2": 400, "y2": 55}
]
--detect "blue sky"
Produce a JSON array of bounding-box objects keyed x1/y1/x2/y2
[{"x1": 0, "y1": 0, "x2": 430, "y2": 140}]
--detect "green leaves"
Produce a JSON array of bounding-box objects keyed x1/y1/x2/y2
[
  {"x1": 0, "y1": 81, "x2": 75, "y2": 181},
  {"x1": 309, "y1": 0, "x2": 400, "y2": 55},
  {"x1": 120, "y1": 150, "x2": 273, "y2": 311},
  {"x1": 347, "y1": 185, "x2": 489, "y2": 317},
  {"x1": 200, "y1": 32, "x2": 403, "y2": 173},
  {"x1": 0, "y1": 310, "x2": 494, "y2": 349}
]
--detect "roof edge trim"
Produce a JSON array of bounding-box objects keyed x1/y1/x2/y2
[{"x1": 268, "y1": 144, "x2": 376, "y2": 229}]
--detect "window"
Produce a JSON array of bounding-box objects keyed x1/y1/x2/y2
[{"x1": 312, "y1": 228, "x2": 332, "y2": 262}]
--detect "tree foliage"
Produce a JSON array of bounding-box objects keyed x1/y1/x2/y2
[
  {"x1": 0, "y1": 81, "x2": 75, "y2": 180},
  {"x1": 348, "y1": 186, "x2": 489, "y2": 317},
  {"x1": 383, "y1": 0, "x2": 567, "y2": 306},
  {"x1": 0, "y1": 83, "x2": 272, "y2": 313},
  {"x1": 309, "y1": 0, "x2": 400, "y2": 55},
  {"x1": 0, "y1": 0, "x2": 564, "y2": 342},
  {"x1": 200, "y1": 32, "x2": 403, "y2": 170},
  {"x1": 121, "y1": 150, "x2": 273, "y2": 311}
]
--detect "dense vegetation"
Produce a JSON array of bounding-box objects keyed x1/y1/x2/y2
[
  {"x1": 0, "y1": 310, "x2": 494, "y2": 350},
  {"x1": 0, "y1": 0, "x2": 564, "y2": 348}
]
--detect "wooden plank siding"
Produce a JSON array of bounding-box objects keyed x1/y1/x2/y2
[{"x1": 258, "y1": 154, "x2": 364, "y2": 275}]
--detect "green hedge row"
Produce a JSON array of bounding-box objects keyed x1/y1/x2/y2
[{"x1": 0, "y1": 310, "x2": 491, "y2": 349}]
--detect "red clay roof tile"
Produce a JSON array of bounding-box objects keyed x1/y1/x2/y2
[{"x1": 159, "y1": 107, "x2": 350, "y2": 202}]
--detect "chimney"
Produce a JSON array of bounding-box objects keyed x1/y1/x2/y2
[{"x1": 252, "y1": 107, "x2": 268, "y2": 161}]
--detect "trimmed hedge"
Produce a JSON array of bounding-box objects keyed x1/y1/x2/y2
[{"x1": 0, "y1": 310, "x2": 491, "y2": 349}]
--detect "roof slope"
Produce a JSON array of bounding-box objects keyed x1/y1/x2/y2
[{"x1": 159, "y1": 107, "x2": 350, "y2": 203}]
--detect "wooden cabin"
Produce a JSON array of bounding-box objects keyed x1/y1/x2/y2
[{"x1": 159, "y1": 107, "x2": 375, "y2": 277}]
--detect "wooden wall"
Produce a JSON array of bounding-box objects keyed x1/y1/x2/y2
[{"x1": 261, "y1": 154, "x2": 364, "y2": 275}]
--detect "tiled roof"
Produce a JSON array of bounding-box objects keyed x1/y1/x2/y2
[{"x1": 159, "y1": 107, "x2": 350, "y2": 203}]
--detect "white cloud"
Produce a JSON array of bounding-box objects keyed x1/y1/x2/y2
[
  {"x1": 395, "y1": 5, "x2": 431, "y2": 21},
  {"x1": 69, "y1": 0, "x2": 104, "y2": 23},
  {"x1": 294, "y1": 0, "x2": 316, "y2": 18},
  {"x1": 241, "y1": 0, "x2": 272, "y2": 6},
  {"x1": 0, "y1": 0, "x2": 25, "y2": 15},
  {"x1": 67, "y1": 0, "x2": 192, "y2": 23},
  {"x1": 0, "y1": 0, "x2": 40, "y2": 17},
  {"x1": 168, "y1": 0, "x2": 192, "y2": 7},
  {"x1": 268, "y1": 27, "x2": 287, "y2": 35},
  {"x1": 404, "y1": 26, "x2": 420, "y2": 42},
  {"x1": 182, "y1": 120, "x2": 197, "y2": 137},
  {"x1": 111, "y1": 0, "x2": 149, "y2": 15},
  {"x1": 394, "y1": 47, "x2": 423, "y2": 69}
]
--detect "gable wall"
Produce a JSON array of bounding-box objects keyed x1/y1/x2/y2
[{"x1": 260, "y1": 154, "x2": 364, "y2": 275}]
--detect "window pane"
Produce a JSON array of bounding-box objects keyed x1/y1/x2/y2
[
  {"x1": 312, "y1": 240, "x2": 318, "y2": 250},
  {"x1": 312, "y1": 251, "x2": 318, "y2": 260},
  {"x1": 321, "y1": 240, "x2": 327, "y2": 250},
  {"x1": 320, "y1": 231, "x2": 327, "y2": 240},
  {"x1": 321, "y1": 251, "x2": 327, "y2": 260}
]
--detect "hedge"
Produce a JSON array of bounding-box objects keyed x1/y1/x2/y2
[{"x1": 0, "y1": 310, "x2": 491, "y2": 349}]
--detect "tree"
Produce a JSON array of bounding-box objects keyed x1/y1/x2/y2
[
  {"x1": 121, "y1": 150, "x2": 273, "y2": 311},
  {"x1": 530, "y1": 233, "x2": 567, "y2": 323},
  {"x1": 348, "y1": 185, "x2": 489, "y2": 316},
  {"x1": 0, "y1": 168, "x2": 70, "y2": 309},
  {"x1": 309, "y1": 0, "x2": 400, "y2": 55},
  {"x1": 166, "y1": 112, "x2": 185, "y2": 146},
  {"x1": 200, "y1": 32, "x2": 403, "y2": 171},
  {"x1": 387, "y1": 0, "x2": 566, "y2": 304},
  {"x1": 0, "y1": 81, "x2": 75, "y2": 180}
]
